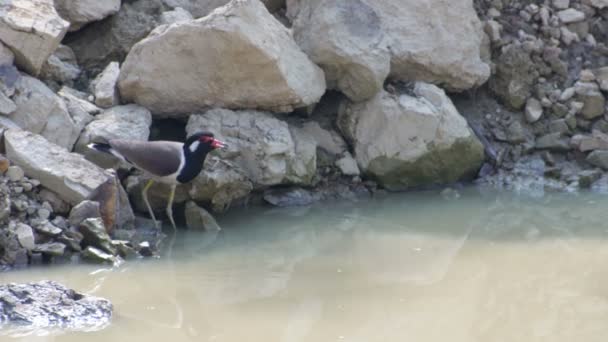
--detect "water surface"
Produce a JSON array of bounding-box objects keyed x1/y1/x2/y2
[{"x1": 3, "y1": 188, "x2": 608, "y2": 341}]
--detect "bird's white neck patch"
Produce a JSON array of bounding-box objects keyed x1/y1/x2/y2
[{"x1": 189, "y1": 141, "x2": 200, "y2": 153}]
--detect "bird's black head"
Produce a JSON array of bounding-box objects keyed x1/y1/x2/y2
[{"x1": 184, "y1": 131, "x2": 227, "y2": 155}]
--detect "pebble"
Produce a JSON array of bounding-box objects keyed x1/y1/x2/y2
[
  {"x1": 557, "y1": 9, "x2": 585, "y2": 23},
  {"x1": 38, "y1": 208, "x2": 51, "y2": 220},
  {"x1": 0, "y1": 155, "x2": 9, "y2": 174},
  {"x1": 6, "y1": 166, "x2": 24, "y2": 182},
  {"x1": 552, "y1": 0, "x2": 570, "y2": 10}
]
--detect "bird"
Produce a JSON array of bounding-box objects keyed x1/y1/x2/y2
[{"x1": 88, "y1": 131, "x2": 227, "y2": 230}]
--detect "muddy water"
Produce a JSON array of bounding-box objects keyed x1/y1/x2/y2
[{"x1": 3, "y1": 188, "x2": 608, "y2": 341}]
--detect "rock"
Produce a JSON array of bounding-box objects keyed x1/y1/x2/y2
[
  {"x1": 575, "y1": 82, "x2": 606, "y2": 120},
  {"x1": 587, "y1": 150, "x2": 608, "y2": 170},
  {"x1": 118, "y1": 0, "x2": 326, "y2": 116},
  {"x1": 263, "y1": 187, "x2": 320, "y2": 207},
  {"x1": 335, "y1": 152, "x2": 360, "y2": 176},
  {"x1": 0, "y1": 155, "x2": 9, "y2": 173},
  {"x1": 6, "y1": 165, "x2": 24, "y2": 182},
  {"x1": 163, "y1": 0, "x2": 286, "y2": 17},
  {"x1": 595, "y1": 68, "x2": 608, "y2": 93},
  {"x1": 300, "y1": 121, "x2": 347, "y2": 156},
  {"x1": 571, "y1": 131, "x2": 608, "y2": 152},
  {"x1": 553, "y1": 0, "x2": 570, "y2": 10},
  {"x1": 557, "y1": 8, "x2": 585, "y2": 23},
  {"x1": 535, "y1": 133, "x2": 571, "y2": 151},
  {"x1": 525, "y1": 98, "x2": 543, "y2": 123},
  {"x1": 87, "y1": 171, "x2": 135, "y2": 232},
  {"x1": 69, "y1": 200, "x2": 101, "y2": 227},
  {"x1": 578, "y1": 169, "x2": 602, "y2": 188},
  {"x1": 75, "y1": 105, "x2": 152, "y2": 168},
  {"x1": 137, "y1": 241, "x2": 153, "y2": 257},
  {"x1": 38, "y1": 189, "x2": 71, "y2": 215},
  {"x1": 78, "y1": 218, "x2": 116, "y2": 255},
  {"x1": 0, "y1": 229, "x2": 27, "y2": 267},
  {"x1": 187, "y1": 109, "x2": 316, "y2": 187},
  {"x1": 588, "y1": 0, "x2": 608, "y2": 8},
  {"x1": 14, "y1": 223, "x2": 35, "y2": 250},
  {"x1": 10, "y1": 75, "x2": 80, "y2": 150},
  {"x1": 189, "y1": 157, "x2": 253, "y2": 212},
  {"x1": 0, "y1": 281, "x2": 112, "y2": 331},
  {"x1": 0, "y1": 41, "x2": 14, "y2": 65},
  {"x1": 337, "y1": 83, "x2": 484, "y2": 191},
  {"x1": 66, "y1": 0, "x2": 165, "y2": 74},
  {"x1": 91, "y1": 62, "x2": 120, "y2": 108},
  {"x1": 0, "y1": 0, "x2": 70, "y2": 75},
  {"x1": 159, "y1": 7, "x2": 193, "y2": 25},
  {"x1": 184, "y1": 201, "x2": 221, "y2": 231},
  {"x1": 33, "y1": 221, "x2": 63, "y2": 237},
  {"x1": 37, "y1": 208, "x2": 51, "y2": 220},
  {"x1": 54, "y1": 0, "x2": 121, "y2": 31},
  {"x1": 287, "y1": 126, "x2": 317, "y2": 185},
  {"x1": 291, "y1": 0, "x2": 389, "y2": 101},
  {"x1": 0, "y1": 192, "x2": 10, "y2": 223},
  {"x1": 484, "y1": 20, "x2": 502, "y2": 42},
  {"x1": 40, "y1": 46, "x2": 81, "y2": 85},
  {"x1": 490, "y1": 44, "x2": 535, "y2": 109},
  {"x1": 33, "y1": 242, "x2": 66, "y2": 257},
  {"x1": 0, "y1": 91, "x2": 16, "y2": 115},
  {"x1": 5, "y1": 129, "x2": 110, "y2": 205},
  {"x1": 81, "y1": 246, "x2": 118, "y2": 264}
]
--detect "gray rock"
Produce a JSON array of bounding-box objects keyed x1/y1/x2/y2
[
  {"x1": 578, "y1": 169, "x2": 602, "y2": 188},
  {"x1": 0, "y1": 41, "x2": 14, "y2": 65},
  {"x1": 571, "y1": 131, "x2": 608, "y2": 152},
  {"x1": 0, "y1": 193, "x2": 9, "y2": 223},
  {"x1": 79, "y1": 218, "x2": 115, "y2": 255},
  {"x1": 91, "y1": 62, "x2": 120, "y2": 108},
  {"x1": 159, "y1": 7, "x2": 193, "y2": 25},
  {"x1": 6, "y1": 165, "x2": 24, "y2": 182},
  {"x1": 10, "y1": 75, "x2": 81, "y2": 150},
  {"x1": 37, "y1": 208, "x2": 51, "y2": 220},
  {"x1": 0, "y1": 229, "x2": 28, "y2": 267},
  {"x1": 0, "y1": 91, "x2": 16, "y2": 115},
  {"x1": 81, "y1": 246, "x2": 118, "y2": 264},
  {"x1": 184, "y1": 201, "x2": 221, "y2": 231},
  {"x1": 263, "y1": 187, "x2": 320, "y2": 207},
  {"x1": 490, "y1": 44, "x2": 535, "y2": 109},
  {"x1": 575, "y1": 82, "x2": 606, "y2": 120},
  {"x1": 595, "y1": 67, "x2": 608, "y2": 92},
  {"x1": 587, "y1": 150, "x2": 608, "y2": 170},
  {"x1": 557, "y1": 8, "x2": 585, "y2": 23},
  {"x1": 5, "y1": 129, "x2": 110, "y2": 205},
  {"x1": 553, "y1": 0, "x2": 570, "y2": 10},
  {"x1": 54, "y1": 0, "x2": 121, "y2": 31},
  {"x1": 535, "y1": 133, "x2": 571, "y2": 151},
  {"x1": 118, "y1": 0, "x2": 325, "y2": 116},
  {"x1": 0, "y1": 0, "x2": 70, "y2": 75},
  {"x1": 525, "y1": 98, "x2": 543, "y2": 123},
  {"x1": 69, "y1": 200, "x2": 101, "y2": 227},
  {"x1": 338, "y1": 83, "x2": 485, "y2": 191},
  {"x1": 163, "y1": 0, "x2": 286, "y2": 18},
  {"x1": 287, "y1": 126, "x2": 317, "y2": 185},
  {"x1": 0, "y1": 281, "x2": 112, "y2": 332},
  {"x1": 33, "y1": 221, "x2": 63, "y2": 237},
  {"x1": 14, "y1": 223, "x2": 35, "y2": 250},
  {"x1": 40, "y1": 46, "x2": 81, "y2": 85},
  {"x1": 291, "y1": 0, "x2": 390, "y2": 101},
  {"x1": 335, "y1": 152, "x2": 360, "y2": 176},
  {"x1": 38, "y1": 189, "x2": 71, "y2": 215},
  {"x1": 300, "y1": 121, "x2": 347, "y2": 156},
  {"x1": 33, "y1": 242, "x2": 66, "y2": 257}
]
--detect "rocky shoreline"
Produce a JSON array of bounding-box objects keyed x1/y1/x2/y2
[{"x1": 0, "y1": 0, "x2": 607, "y2": 270}]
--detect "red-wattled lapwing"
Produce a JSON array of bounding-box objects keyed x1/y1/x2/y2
[{"x1": 88, "y1": 132, "x2": 227, "y2": 230}]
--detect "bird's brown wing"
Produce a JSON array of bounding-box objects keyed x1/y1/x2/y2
[{"x1": 109, "y1": 139, "x2": 183, "y2": 177}]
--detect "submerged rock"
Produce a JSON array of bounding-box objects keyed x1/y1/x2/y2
[
  {"x1": 263, "y1": 187, "x2": 321, "y2": 207},
  {"x1": 118, "y1": 0, "x2": 325, "y2": 116},
  {"x1": 0, "y1": 281, "x2": 112, "y2": 333},
  {"x1": 184, "y1": 201, "x2": 221, "y2": 231}
]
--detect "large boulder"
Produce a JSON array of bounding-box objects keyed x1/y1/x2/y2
[
  {"x1": 65, "y1": 0, "x2": 164, "y2": 75},
  {"x1": 162, "y1": 0, "x2": 285, "y2": 17},
  {"x1": 291, "y1": 0, "x2": 390, "y2": 101},
  {"x1": 289, "y1": 0, "x2": 489, "y2": 91},
  {"x1": 9, "y1": 75, "x2": 81, "y2": 150},
  {"x1": 4, "y1": 129, "x2": 110, "y2": 204},
  {"x1": 0, "y1": 281, "x2": 112, "y2": 332},
  {"x1": 0, "y1": 0, "x2": 69, "y2": 76},
  {"x1": 54, "y1": 0, "x2": 121, "y2": 31},
  {"x1": 338, "y1": 83, "x2": 485, "y2": 190},
  {"x1": 186, "y1": 108, "x2": 317, "y2": 187},
  {"x1": 75, "y1": 104, "x2": 152, "y2": 168},
  {"x1": 118, "y1": 0, "x2": 326, "y2": 116}
]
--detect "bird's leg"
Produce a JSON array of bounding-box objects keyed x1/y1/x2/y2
[
  {"x1": 166, "y1": 183, "x2": 177, "y2": 231},
  {"x1": 142, "y1": 179, "x2": 159, "y2": 228}
]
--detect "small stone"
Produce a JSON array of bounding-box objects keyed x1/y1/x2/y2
[
  {"x1": 595, "y1": 67, "x2": 608, "y2": 92},
  {"x1": 553, "y1": 0, "x2": 570, "y2": 10},
  {"x1": 112, "y1": 240, "x2": 137, "y2": 259},
  {"x1": 580, "y1": 69, "x2": 596, "y2": 82},
  {"x1": 488, "y1": 8, "x2": 501, "y2": 18},
  {"x1": 578, "y1": 169, "x2": 602, "y2": 188},
  {"x1": 22, "y1": 182, "x2": 33, "y2": 192},
  {"x1": 525, "y1": 98, "x2": 543, "y2": 123},
  {"x1": 57, "y1": 235, "x2": 82, "y2": 252},
  {"x1": 560, "y1": 27, "x2": 579, "y2": 45},
  {"x1": 506, "y1": 121, "x2": 527, "y2": 143},
  {"x1": 0, "y1": 155, "x2": 9, "y2": 173},
  {"x1": 69, "y1": 200, "x2": 101, "y2": 227},
  {"x1": 552, "y1": 103, "x2": 569, "y2": 117},
  {"x1": 14, "y1": 223, "x2": 35, "y2": 250},
  {"x1": 587, "y1": 150, "x2": 608, "y2": 170},
  {"x1": 37, "y1": 208, "x2": 51, "y2": 220},
  {"x1": 138, "y1": 241, "x2": 154, "y2": 257},
  {"x1": 12, "y1": 186, "x2": 23, "y2": 194},
  {"x1": 34, "y1": 221, "x2": 62, "y2": 237},
  {"x1": 484, "y1": 20, "x2": 502, "y2": 42},
  {"x1": 557, "y1": 9, "x2": 585, "y2": 23},
  {"x1": 535, "y1": 133, "x2": 571, "y2": 151},
  {"x1": 335, "y1": 152, "x2": 360, "y2": 176},
  {"x1": 79, "y1": 218, "x2": 116, "y2": 255},
  {"x1": 560, "y1": 87, "x2": 576, "y2": 102},
  {"x1": 33, "y1": 242, "x2": 66, "y2": 257},
  {"x1": 6, "y1": 166, "x2": 24, "y2": 182},
  {"x1": 81, "y1": 246, "x2": 117, "y2": 264},
  {"x1": 548, "y1": 119, "x2": 570, "y2": 134}
]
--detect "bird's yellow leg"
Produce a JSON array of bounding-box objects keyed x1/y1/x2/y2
[
  {"x1": 142, "y1": 179, "x2": 159, "y2": 228},
  {"x1": 166, "y1": 184, "x2": 177, "y2": 231}
]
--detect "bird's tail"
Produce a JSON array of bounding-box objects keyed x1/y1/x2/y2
[{"x1": 87, "y1": 142, "x2": 128, "y2": 162}]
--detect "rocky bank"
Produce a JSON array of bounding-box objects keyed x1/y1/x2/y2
[{"x1": 0, "y1": 0, "x2": 607, "y2": 268}]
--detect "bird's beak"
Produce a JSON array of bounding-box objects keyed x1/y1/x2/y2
[{"x1": 211, "y1": 138, "x2": 228, "y2": 149}]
